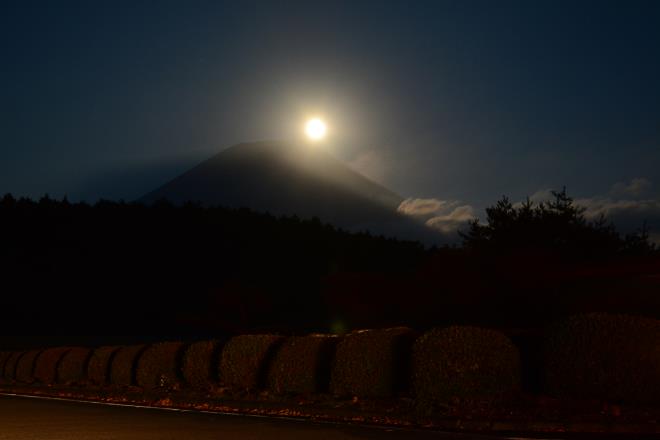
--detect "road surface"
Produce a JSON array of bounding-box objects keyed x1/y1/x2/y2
[{"x1": 0, "y1": 394, "x2": 539, "y2": 440}]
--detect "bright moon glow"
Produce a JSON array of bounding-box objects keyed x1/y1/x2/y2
[{"x1": 305, "y1": 118, "x2": 327, "y2": 140}]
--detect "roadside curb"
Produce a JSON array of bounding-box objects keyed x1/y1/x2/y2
[{"x1": 1, "y1": 386, "x2": 659, "y2": 436}]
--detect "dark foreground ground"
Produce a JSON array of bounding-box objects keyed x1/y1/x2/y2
[
  {"x1": 0, "y1": 394, "x2": 558, "y2": 440},
  {"x1": 1, "y1": 394, "x2": 658, "y2": 440}
]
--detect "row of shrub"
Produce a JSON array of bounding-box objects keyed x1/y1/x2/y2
[{"x1": 1, "y1": 313, "x2": 660, "y2": 406}]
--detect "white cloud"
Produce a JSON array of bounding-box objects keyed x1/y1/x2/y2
[
  {"x1": 610, "y1": 177, "x2": 652, "y2": 198},
  {"x1": 513, "y1": 188, "x2": 554, "y2": 208},
  {"x1": 575, "y1": 196, "x2": 660, "y2": 242},
  {"x1": 528, "y1": 188, "x2": 555, "y2": 203},
  {"x1": 425, "y1": 205, "x2": 476, "y2": 234},
  {"x1": 510, "y1": 179, "x2": 660, "y2": 244},
  {"x1": 397, "y1": 197, "x2": 475, "y2": 235},
  {"x1": 397, "y1": 198, "x2": 457, "y2": 216},
  {"x1": 528, "y1": 178, "x2": 660, "y2": 243},
  {"x1": 397, "y1": 177, "x2": 660, "y2": 244},
  {"x1": 576, "y1": 197, "x2": 660, "y2": 221}
]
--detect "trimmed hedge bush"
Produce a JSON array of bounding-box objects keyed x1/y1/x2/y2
[
  {"x1": 330, "y1": 327, "x2": 417, "y2": 398},
  {"x1": 136, "y1": 342, "x2": 185, "y2": 390},
  {"x1": 0, "y1": 351, "x2": 11, "y2": 380},
  {"x1": 3, "y1": 351, "x2": 24, "y2": 381},
  {"x1": 220, "y1": 334, "x2": 284, "y2": 391},
  {"x1": 87, "y1": 346, "x2": 120, "y2": 385},
  {"x1": 543, "y1": 313, "x2": 660, "y2": 404},
  {"x1": 182, "y1": 340, "x2": 222, "y2": 389},
  {"x1": 58, "y1": 347, "x2": 93, "y2": 385},
  {"x1": 412, "y1": 326, "x2": 521, "y2": 402},
  {"x1": 267, "y1": 335, "x2": 339, "y2": 395},
  {"x1": 34, "y1": 347, "x2": 71, "y2": 384},
  {"x1": 15, "y1": 350, "x2": 42, "y2": 384},
  {"x1": 110, "y1": 344, "x2": 148, "y2": 387}
]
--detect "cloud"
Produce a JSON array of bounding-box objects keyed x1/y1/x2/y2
[
  {"x1": 651, "y1": 233, "x2": 660, "y2": 246},
  {"x1": 425, "y1": 205, "x2": 476, "y2": 234},
  {"x1": 397, "y1": 197, "x2": 475, "y2": 235},
  {"x1": 610, "y1": 177, "x2": 652, "y2": 198},
  {"x1": 512, "y1": 188, "x2": 554, "y2": 208},
  {"x1": 511, "y1": 178, "x2": 660, "y2": 245},
  {"x1": 576, "y1": 196, "x2": 660, "y2": 243},
  {"x1": 529, "y1": 178, "x2": 660, "y2": 244},
  {"x1": 577, "y1": 197, "x2": 660, "y2": 221},
  {"x1": 398, "y1": 177, "x2": 660, "y2": 244},
  {"x1": 397, "y1": 198, "x2": 456, "y2": 216}
]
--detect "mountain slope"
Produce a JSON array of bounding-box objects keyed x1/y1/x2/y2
[{"x1": 141, "y1": 141, "x2": 435, "y2": 242}]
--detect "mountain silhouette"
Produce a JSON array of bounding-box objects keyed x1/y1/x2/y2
[{"x1": 141, "y1": 141, "x2": 437, "y2": 242}]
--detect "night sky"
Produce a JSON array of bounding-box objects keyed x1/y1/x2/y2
[{"x1": 2, "y1": 0, "x2": 660, "y2": 241}]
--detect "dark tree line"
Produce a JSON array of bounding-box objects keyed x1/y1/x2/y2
[
  {"x1": 0, "y1": 191, "x2": 657, "y2": 349},
  {"x1": 0, "y1": 193, "x2": 426, "y2": 347},
  {"x1": 460, "y1": 188, "x2": 656, "y2": 259}
]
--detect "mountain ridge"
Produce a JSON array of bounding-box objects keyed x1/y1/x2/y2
[{"x1": 141, "y1": 141, "x2": 437, "y2": 242}]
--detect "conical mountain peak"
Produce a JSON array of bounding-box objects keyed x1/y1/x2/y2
[{"x1": 142, "y1": 141, "x2": 433, "y2": 241}]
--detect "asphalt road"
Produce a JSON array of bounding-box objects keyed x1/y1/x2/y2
[{"x1": 0, "y1": 394, "x2": 535, "y2": 440}]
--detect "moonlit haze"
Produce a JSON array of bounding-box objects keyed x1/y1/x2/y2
[
  {"x1": 2, "y1": 4, "x2": 660, "y2": 432},
  {"x1": 1, "y1": 1, "x2": 660, "y2": 243}
]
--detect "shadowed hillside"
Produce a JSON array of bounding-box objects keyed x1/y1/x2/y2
[{"x1": 141, "y1": 141, "x2": 438, "y2": 243}]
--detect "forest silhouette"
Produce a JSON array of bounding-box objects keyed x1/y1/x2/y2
[
  {"x1": 461, "y1": 188, "x2": 656, "y2": 258},
  {"x1": 0, "y1": 191, "x2": 657, "y2": 349}
]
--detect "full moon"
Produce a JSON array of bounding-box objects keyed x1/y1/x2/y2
[{"x1": 305, "y1": 118, "x2": 327, "y2": 140}]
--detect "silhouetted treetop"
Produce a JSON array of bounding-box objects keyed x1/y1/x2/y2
[{"x1": 460, "y1": 188, "x2": 656, "y2": 258}]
